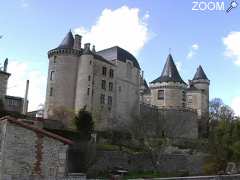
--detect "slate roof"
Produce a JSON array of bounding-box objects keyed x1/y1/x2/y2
[
  {"x1": 193, "y1": 65, "x2": 208, "y2": 80},
  {"x1": 151, "y1": 54, "x2": 186, "y2": 84},
  {"x1": 97, "y1": 46, "x2": 140, "y2": 69},
  {"x1": 57, "y1": 30, "x2": 74, "y2": 49}
]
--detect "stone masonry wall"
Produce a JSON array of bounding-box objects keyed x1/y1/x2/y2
[
  {"x1": 88, "y1": 150, "x2": 208, "y2": 176},
  {"x1": 140, "y1": 104, "x2": 198, "y2": 139},
  {"x1": 0, "y1": 121, "x2": 68, "y2": 180}
]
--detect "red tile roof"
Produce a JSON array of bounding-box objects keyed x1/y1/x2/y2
[{"x1": 0, "y1": 116, "x2": 74, "y2": 145}]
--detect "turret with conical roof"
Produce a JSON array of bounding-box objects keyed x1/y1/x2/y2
[
  {"x1": 57, "y1": 30, "x2": 74, "y2": 49},
  {"x1": 191, "y1": 65, "x2": 210, "y2": 91},
  {"x1": 187, "y1": 65, "x2": 210, "y2": 137},
  {"x1": 45, "y1": 31, "x2": 82, "y2": 118},
  {"x1": 151, "y1": 54, "x2": 186, "y2": 85},
  {"x1": 193, "y1": 65, "x2": 208, "y2": 81},
  {"x1": 149, "y1": 54, "x2": 187, "y2": 108}
]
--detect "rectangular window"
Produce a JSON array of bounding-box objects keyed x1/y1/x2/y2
[
  {"x1": 53, "y1": 56, "x2": 57, "y2": 63},
  {"x1": 50, "y1": 71, "x2": 55, "y2": 81},
  {"x1": 100, "y1": 94, "x2": 105, "y2": 104},
  {"x1": 188, "y1": 95, "x2": 193, "y2": 104},
  {"x1": 102, "y1": 67, "x2": 107, "y2": 76},
  {"x1": 50, "y1": 87, "x2": 53, "y2": 96},
  {"x1": 109, "y1": 82, "x2": 113, "y2": 91},
  {"x1": 87, "y1": 88, "x2": 90, "y2": 95},
  {"x1": 182, "y1": 91, "x2": 186, "y2": 101},
  {"x1": 88, "y1": 75, "x2": 91, "y2": 81},
  {"x1": 157, "y1": 90, "x2": 164, "y2": 100},
  {"x1": 108, "y1": 96, "x2": 112, "y2": 106},
  {"x1": 109, "y1": 69, "x2": 114, "y2": 78},
  {"x1": 102, "y1": 80, "x2": 106, "y2": 90}
]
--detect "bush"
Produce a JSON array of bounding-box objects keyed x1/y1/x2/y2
[{"x1": 73, "y1": 106, "x2": 94, "y2": 140}]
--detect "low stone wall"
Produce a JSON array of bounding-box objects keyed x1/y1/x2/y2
[{"x1": 87, "y1": 150, "x2": 208, "y2": 176}]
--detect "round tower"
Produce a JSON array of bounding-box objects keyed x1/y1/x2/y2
[
  {"x1": 149, "y1": 54, "x2": 187, "y2": 108},
  {"x1": 191, "y1": 65, "x2": 210, "y2": 96},
  {"x1": 74, "y1": 43, "x2": 94, "y2": 112},
  {"x1": 44, "y1": 31, "x2": 81, "y2": 119},
  {"x1": 191, "y1": 65, "x2": 210, "y2": 137}
]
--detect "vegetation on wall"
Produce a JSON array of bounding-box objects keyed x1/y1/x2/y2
[{"x1": 73, "y1": 106, "x2": 94, "y2": 140}]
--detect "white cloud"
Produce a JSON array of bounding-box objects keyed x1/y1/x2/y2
[
  {"x1": 176, "y1": 61, "x2": 182, "y2": 72},
  {"x1": 187, "y1": 43, "x2": 199, "y2": 59},
  {"x1": 231, "y1": 97, "x2": 240, "y2": 117},
  {"x1": 223, "y1": 31, "x2": 240, "y2": 66},
  {"x1": 7, "y1": 61, "x2": 46, "y2": 111},
  {"x1": 74, "y1": 6, "x2": 151, "y2": 56}
]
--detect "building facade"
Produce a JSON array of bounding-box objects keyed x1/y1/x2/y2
[
  {"x1": 0, "y1": 59, "x2": 25, "y2": 114},
  {"x1": 44, "y1": 31, "x2": 209, "y2": 137},
  {"x1": 44, "y1": 31, "x2": 141, "y2": 130}
]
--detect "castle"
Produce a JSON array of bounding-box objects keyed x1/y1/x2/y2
[{"x1": 44, "y1": 31, "x2": 210, "y2": 138}]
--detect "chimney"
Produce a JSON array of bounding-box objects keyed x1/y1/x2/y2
[
  {"x1": 83, "y1": 43, "x2": 91, "y2": 53},
  {"x1": 23, "y1": 80, "x2": 29, "y2": 115},
  {"x1": 92, "y1": 45, "x2": 96, "y2": 53},
  {"x1": 73, "y1": 34, "x2": 82, "y2": 50}
]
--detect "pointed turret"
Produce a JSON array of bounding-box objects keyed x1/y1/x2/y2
[
  {"x1": 193, "y1": 65, "x2": 208, "y2": 80},
  {"x1": 57, "y1": 30, "x2": 74, "y2": 49},
  {"x1": 151, "y1": 54, "x2": 186, "y2": 84}
]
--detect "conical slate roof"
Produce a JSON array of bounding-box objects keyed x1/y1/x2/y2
[
  {"x1": 151, "y1": 54, "x2": 186, "y2": 84},
  {"x1": 193, "y1": 65, "x2": 208, "y2": 80},
  {"x1": 57, "y1": 30, "x2": 74, "y2": 49}
]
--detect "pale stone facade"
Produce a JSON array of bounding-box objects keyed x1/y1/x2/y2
[{"x1": 44, "y1": 31, "x2": 140, "y2": 130}]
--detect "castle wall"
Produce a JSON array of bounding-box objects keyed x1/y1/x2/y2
[
  {"x1": 45, "y1": 53, "x2": 78, "y2": 118},
  {"x1": 114, "y1": 60, "x2": 140, "y2": 129},
  {"x1": 90, "y1": 57, "x2": 116, "y2": 130},
  {"x1": 140, "y1": 104, "x2": 198, "y2": 139},
  {"x1": 0, "y1": 120, "x2": 68, "y2": 180}
]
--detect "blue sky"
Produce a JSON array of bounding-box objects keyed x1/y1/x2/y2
[{"x1": 0, "y1": 0, "x2": 240, "y2": 114}]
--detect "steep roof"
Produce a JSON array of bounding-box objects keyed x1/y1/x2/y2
[
  {"x1": 57, "y1": 30, "x2": 74, "y2": 49},
  {"x1": 193, "y1": 65, "x2": 208, "y2": 80},
  {"x1": 97, "y1": 46, "x2": 140, "y2": 69},
  {"x1": 151, "y1": 54, "x2": 186, "y2": 84}
]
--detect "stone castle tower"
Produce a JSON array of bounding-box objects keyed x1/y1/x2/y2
[
  {"x1": 142, "y1": 54, "x2": 210, "y2": 137},
  {"x1": 44, "y1": 31, "x2": 141, "y2": 130}
]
